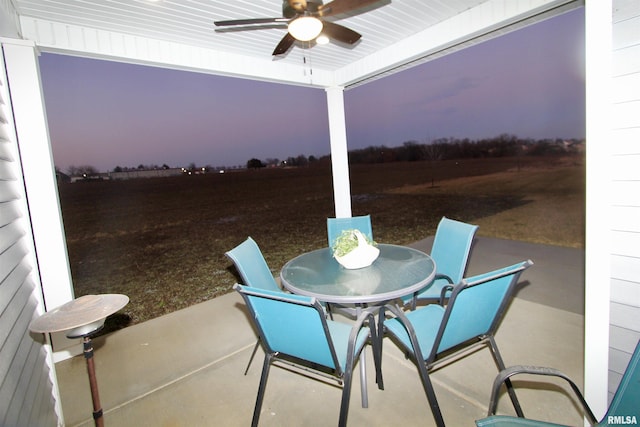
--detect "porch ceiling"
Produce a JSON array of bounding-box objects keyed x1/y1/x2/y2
[{"x1": 11, "y1": 0, "x2": 580, "y2": 88}]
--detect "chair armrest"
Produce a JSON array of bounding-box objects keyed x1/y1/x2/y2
[
  {"x1": 438, "y1": 284, "x2": 454, "y2": 306},
  {"x1": 487, "y1": 365, "x2": 598, "y2": 425},
  {"x1": 433, "y1": 274, "x2": 454, "y2": 306},
  {"x1": 434, "y1": 273, "x2": 454, "y2": 284}
]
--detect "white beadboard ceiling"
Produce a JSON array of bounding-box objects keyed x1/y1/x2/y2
[{"x1": 10, "y1": 0, "x2": 581, "y2": 88}]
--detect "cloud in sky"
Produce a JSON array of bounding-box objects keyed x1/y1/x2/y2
[{"x1": 39, "y1": 7, "x2": 584, "y2": 173}]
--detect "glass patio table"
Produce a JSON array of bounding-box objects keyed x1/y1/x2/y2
[
  {"x1": 280, "y1": 243, "x2": 436, "y2": 407},
  {"x1": 280, "y1": 243, "x2": 436, "y2": 304}
]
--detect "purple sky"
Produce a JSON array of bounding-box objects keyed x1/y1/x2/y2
[{"x1": 40, "y1": 8, "x2": 584, "y2": 173}]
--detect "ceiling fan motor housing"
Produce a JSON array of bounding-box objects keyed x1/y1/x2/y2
[{"x1": 283, "y1": 0, "x2": 322, "y2": 18}]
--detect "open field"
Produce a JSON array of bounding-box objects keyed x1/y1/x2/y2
[{"x1": 57, "y1": 155, "x2": 584, "y2": 329}]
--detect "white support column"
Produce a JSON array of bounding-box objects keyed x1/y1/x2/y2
[
  {"x1": 583, "y1": 0, "x2": 612, "y2": 421},
  {"x1": 2, "y1": 39, "x2": 75, "y2": 352},
  {"x1": 325, "y1": 86, "x2": 352, "y2": 218}
]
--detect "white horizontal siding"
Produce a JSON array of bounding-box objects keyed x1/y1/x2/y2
[
  {"x1": 610, "y1": 206, "x2": 640, "y2": 231},
  {"x1": 611, "y1": 278, "x2": 640, "y2": 309},
  {"x1": 0, "y1": 42, "x2": 59, "y2": 427},
  {"x1": 612, "y1": 44, "x2": 640, "y2": 76},
  {"x1": 609, "y1": 346, "x2": 631, "y2": 376},
  {"x1": 611, "y1": 254, "x2": 640, "y2": 283},
  {"x1": 610, "y1": 230, "x2": 640, "y2": 257},
  {"x1": 607, "y1": 344, "x2": 630, "y2": 402},
  {"x1": 610, "y1": 301, "x2": 640, "y2": 332},
  {"x1": 612, "y1": 13, "x2": 640, "y2": 50},
  {"x1": 608, "y1": 322, "x2": 640, "y2": 402},
  {"x1": 610, "y1": 180, "x2": 640, "y2": 206},
  {"x1": 611, "y1": 100, "x2": 640, "y2": 130},
  {"x1": 610, "y1": 127, "x2": 640, "y2": 155},
  {"x1": 609, "y1": 0, "x2": 640, "y2": 402},
  {"x1": 610, "y1": 324, "x2": 640, "y2": 353},
  {"x1": 612, "y1": 73, "x2": 640, "y2": 102}
]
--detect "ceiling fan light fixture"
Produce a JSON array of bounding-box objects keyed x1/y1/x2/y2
[
  {"x1": 315, "y1": 34, "x2": 330, "y2": 45},
  {"x1": 288, "y1": 16, "x2": 323, "y2": 41}
]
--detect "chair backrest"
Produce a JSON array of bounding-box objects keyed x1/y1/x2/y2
[
  {"x1": 234, "y1": 284, "x2": 342, "y2": 372},
  {"x1": 430, "y1": 260, "x2": 533, "y2": 360},
  {"x1": 430, "y1": 216, "x2": 479, "y2": 284},
  {"x1": 327, "y1": 215, "x2": 373, "y2": 249},
  {"x1": 225, "y1": 237, "x2": 281, "y2": 292},
  {"x1": 604, "y1": 339, "x2": 640, "y2": 422}
]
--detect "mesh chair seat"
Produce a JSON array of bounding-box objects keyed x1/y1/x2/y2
[{"x1": 384, "y1": 304, "x2": 445, "y2": 351}]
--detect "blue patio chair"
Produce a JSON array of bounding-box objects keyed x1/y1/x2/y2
[
  {"x1": 402, "y1": 216, "x2": 479, "y2": 309},
  {"x1": 377, "y1": 260, "x2": 533, "y2": 427},
  {"x1": 475, "y1": 339, "x2": 640, "y2": 427},
  {"x1": 225, "y1": 237, "x2": 281, "y2": 293},
  {"x1": 234, "y1": 283, "x2": 382, "y2": 427},
  {"x1": 225, "y1": 237, "x2": 282, "y2": 374}
]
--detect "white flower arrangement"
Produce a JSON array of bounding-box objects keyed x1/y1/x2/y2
[{"x1": 332, "y1": 229, "x2": 380, "y2": 269}]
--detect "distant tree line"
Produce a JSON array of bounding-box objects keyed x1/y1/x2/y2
[
  {"x1": 112, "y1": 163, "x2": 172, "y2": 172},
  {"x1": 248, "y1": 134, "x2": 583, "y2": 169},
  {"x1": 246, "y1": 154, "x2": 320, "y2": 169},
  {"x1": 341, "y1": 134, "x2": 583, "y2": 165},
  {"x1": 61, "y1": 134, "x2": 583, "y2": 176}
]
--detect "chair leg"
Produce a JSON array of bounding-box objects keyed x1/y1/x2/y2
[
  {"x1": 416, "y1": 359, "x2": 446, "y2": 427},
  {"x1": 338, "y1": 364, "x2": 355, "y2": 427},
  {"x1": 487, "y1": 336, "x2": 524, "y2": 417},
  {"x1": 252, "y1": 353, "x2": 273, "y2": 427},
  {"x1": 244, "y1": 338, "x2": 261, "y2": 375},
  {"x1": 391, "y1": 303, "x2": 446, "y2": 427},
  {"x1": 385, "y1": 303, "x2": 445, "y2": 426}
]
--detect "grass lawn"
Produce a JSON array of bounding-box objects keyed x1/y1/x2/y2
[{"x1": 57, "y1": 154, "x2": 584, "y2": 329}]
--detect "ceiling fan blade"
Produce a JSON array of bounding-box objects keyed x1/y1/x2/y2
[
  {"x1": 215, "y1": 24, "x2": 287, "y2": 34},
  {"x1": 321, "y1": 21, "x2": 361, "y2": 44},
  {"x1": 214, "y1": 17, "x2": 287, "y2": 27},
  {"x1": 273, "y1": 33, "x2": 296, "y2": 56},
  {"x1": 317, "y1": 0, "x2": 381, "y2": 17}
]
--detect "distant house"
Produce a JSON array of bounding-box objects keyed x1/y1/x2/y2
[{"x1": 108, "y1": 168, "x2": 184, "y2": 180}]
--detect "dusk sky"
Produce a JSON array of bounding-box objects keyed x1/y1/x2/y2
[{"x1": 39, "y1": 8, "x2": 584, "y2": 174}]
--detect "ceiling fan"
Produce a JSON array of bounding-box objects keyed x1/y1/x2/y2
[{"x1": 214, "y1": 0, "x2": 383, "y2": 56}]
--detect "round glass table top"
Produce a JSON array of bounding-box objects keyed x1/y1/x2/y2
[{"x1": 280, "y1": 244, "x2": 435, "y2": 304}]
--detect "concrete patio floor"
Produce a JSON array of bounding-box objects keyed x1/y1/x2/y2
[{"x1": 54, "y1": 237, "x2": 587, "y2": 426}]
